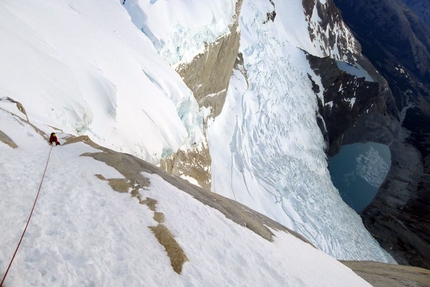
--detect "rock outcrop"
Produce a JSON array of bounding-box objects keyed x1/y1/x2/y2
[
  {"x1": 160, "y1": 0, "x2": 243, "y2": 189},
  {"x1": 303, "y1": 0, "x2": 361, "y2": 61},
  {"x1": 342, "y1": 260, "x2": 430, "y2": 287},
  {"x1": 306, "y1": 55, "x2": 379, "y2": 156}
]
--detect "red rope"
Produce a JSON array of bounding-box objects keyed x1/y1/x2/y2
[{"x1": 1, "y1": 145, "x2": 53, "y2": 287}]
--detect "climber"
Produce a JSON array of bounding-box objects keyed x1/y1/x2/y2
[{"x1": 49, "y1": 132, "x2": 60, "y2": 146}]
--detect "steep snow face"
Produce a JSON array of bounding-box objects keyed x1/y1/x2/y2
[
  {"x1": 0, "y1": 112, "x2": 371, "y2": 286},
  {"x1": 0, "y1": 0, "x2": 203, "y2": 164},
  {"x1": 123, "y1": 0, "x2": 237, "y2": 66}
]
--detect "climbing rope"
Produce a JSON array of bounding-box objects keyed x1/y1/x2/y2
[{"x1": 1, "y1": 145, "x2": 54, "y2": 287}]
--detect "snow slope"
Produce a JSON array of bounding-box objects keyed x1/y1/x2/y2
[
  {"x1": 0, "y1": 0, "x2": 203, "y2": 163},
  {"x1": 0, "y1": 110, "x2": 371, "y2": 286},
  {"x1": 0, "y1": 0, "x2": 393, "y2": 264}
]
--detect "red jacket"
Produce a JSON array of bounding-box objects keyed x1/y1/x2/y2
[{"x1": 49, "y1": 133, "x2": 60, "y2": 145}]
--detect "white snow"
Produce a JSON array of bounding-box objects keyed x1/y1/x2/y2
[
  {"x1": 0, "y1": 0, "x2": 204, "y2": 164},
  {"x1": 344, "y1": 97, "x2": 357, "y2": 109},
  {"x1": 123, "y1": 0, "x2": 236, "y2": 66}
]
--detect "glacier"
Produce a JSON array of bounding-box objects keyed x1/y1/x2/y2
[{"x1": 206, "y1": 0, "x2": 393, "y2": 261}]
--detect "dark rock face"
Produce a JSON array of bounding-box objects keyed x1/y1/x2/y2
[
  {"x1": 333, "y1": 0, "x2": 430, "y2": 268},
  {"x1": 302, "y1": 0, "x2": 396, "y2": 157},
  {"x1": 307, "y1": 55, "x2": 379, "y2": 156}
]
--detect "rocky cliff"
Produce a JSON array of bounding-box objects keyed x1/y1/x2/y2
[{"x1": 306, "y1": 54, "x2": 380, "y2": 156}]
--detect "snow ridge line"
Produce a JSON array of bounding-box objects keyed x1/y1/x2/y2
[{"x1": 1, "y1": 145, "x2": 54, "y2": 287}]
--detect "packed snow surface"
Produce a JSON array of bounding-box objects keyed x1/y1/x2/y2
[
  {"x1": 0, "y1": 0, "x2": 394, "y2": 267},
  {"x1": 0, "y1": 110, "x2": 373, "y2": 286}
]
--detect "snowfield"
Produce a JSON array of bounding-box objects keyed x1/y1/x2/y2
[{"x1": 0, "y1": 110, "x2": 371, "y2": 286}]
